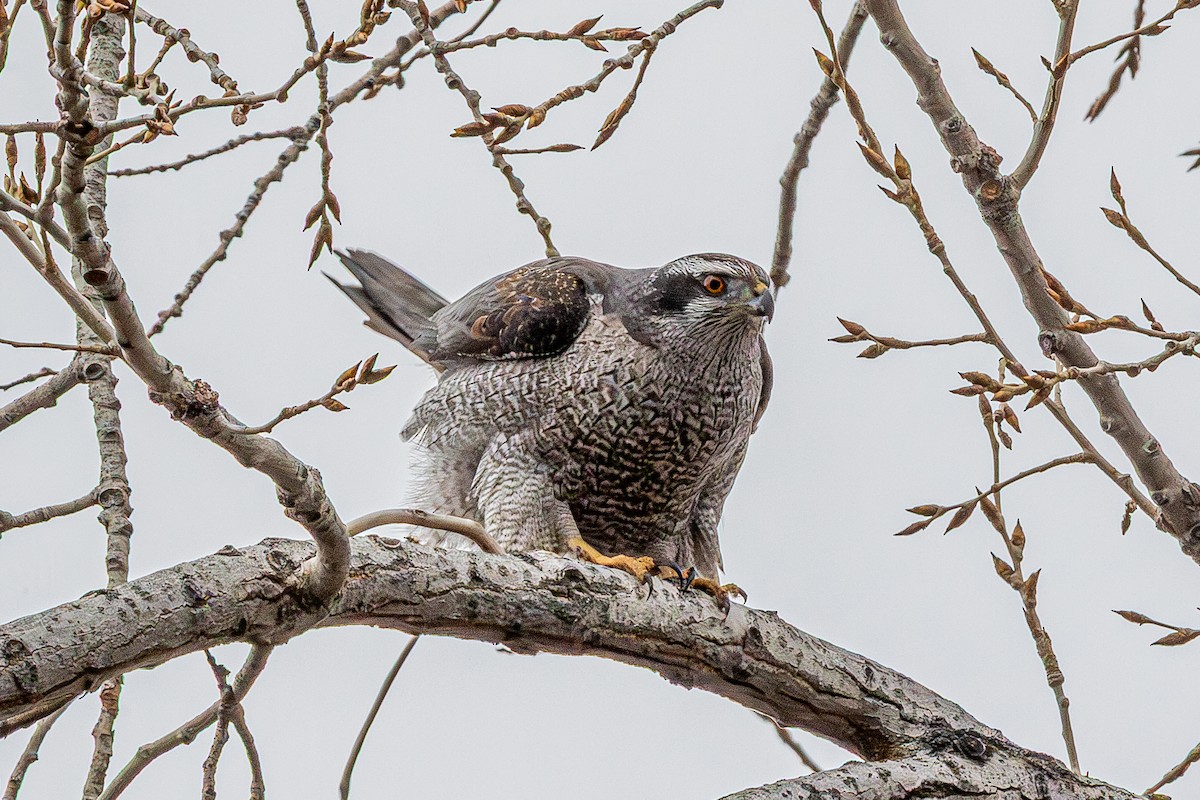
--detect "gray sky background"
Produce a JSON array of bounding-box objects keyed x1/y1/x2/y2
[{"x1": 3, "y1": 1, "x2": 1200, "y2": 797}]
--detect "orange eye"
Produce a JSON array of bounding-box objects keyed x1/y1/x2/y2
[{"x1": 702, "y1": 275, "x2": 726, "y2": 295}]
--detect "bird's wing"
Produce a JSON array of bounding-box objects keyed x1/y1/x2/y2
[
  {"x1": 423, "y1": 258, "x2": 613, "y2": 364},
  {"x1": 327, "y1": 248, "x2": 448, "y2": 364},
  {"x1": 753, "y1": 336, "x2": 773, "y2": 432}
]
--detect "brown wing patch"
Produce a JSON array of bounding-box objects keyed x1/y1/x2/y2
[{"x1": 459, "y1": 266, "x2": 591, "y2": 359}]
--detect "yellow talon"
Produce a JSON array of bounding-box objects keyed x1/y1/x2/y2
[
  {"x1": 568, "y1": 537, "x2": 657, "y2": 582},
  {"x1": 568, "y1": 538, "x2": 746, "y2": 611}
]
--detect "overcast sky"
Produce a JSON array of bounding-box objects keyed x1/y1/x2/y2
[{"x1": 3, "y1": 1, "x2": 1200, "y2": 798}]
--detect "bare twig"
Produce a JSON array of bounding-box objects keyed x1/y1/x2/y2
[
  {"x1": 1113, "y1": 608, "x2": 1200, "y2": 647},
  {"x1": 0, "y1": 489, "x2": 99, "y2": 533},
  {"x1": 590, "y1": 46, "x2": 654, "y2": 151},
  {"x1": 346, "y1": 508, "x2": 504, "y2": 554},
  {"x1": 1082, "y1": 0, "x2": 1147, "y2": 121},
  {"x1": 96, "y1": 646, "x2": 274, "y2": 800},
  {"x1": 491, "y1": 143, "x2": 583, "y2": 155},
  {"x1": 0, "y1": 367, "x2": 56, "y2": 392},
  {"x1": 396, "y1": 0, "x2": 560, "y2": 256},
  {"x1": 108, "y1": 128, "x2": 307, "y2": 177},
  {"x1": 3, "y1": 703, "x2": 71, "y2": 800},
  {"x1": 1146, "y1": 738, "x2": 1200, "y2": 795},
  {"x1": 0, "y1": 358, "x2": 83, "y2": 433},
  {"x1": 1103, "y1": 169, "x2": 1200, "y2": 297},
  {"x1": 896, "y1": 453, "x2": 1094, "y2": 537},
  {"x1": 147, "y1": 1, "x2": 470, "y2": 336},
  {"x1": 759, "y1": 714, "x2": 822, "y2": 773},
  {"x1": 200, "y1": 651, "x2": 235, "y2": 800},
  {"x1": 132, "y1": 7, "x2": 238, "y2": 94},
  {"x1": 1011, "y1": 0, "x2": 1078, "y2": 189},
  {"x1": 339, "y1": 636, "x2": 420, "y2": 800},
  {"x1": 0, "y1": 336, "x2": 118, "y2": 355},
  {"x1": 970, "y1": 48, "x2": 1037, "y2": 122},
  {"x1": 232, "y1": 354, "x2": 395, "y2": 435}
]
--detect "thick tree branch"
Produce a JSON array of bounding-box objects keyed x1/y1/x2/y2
[
  {"x1": 720, "y1": 751, "x2": 1133, "y2": 800},
  {"x1": 0, "y1": 538, "x2": 1137, "y2": 798},
  {"x1": 864, "y1": 0, "x2": 1200, "y2": 559}
]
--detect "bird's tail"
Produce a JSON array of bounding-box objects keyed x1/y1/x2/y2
[{"x1": 326, "y1": 248, "x2": 448, "y2": 365}]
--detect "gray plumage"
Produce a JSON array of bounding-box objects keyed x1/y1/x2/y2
[{"x1": 330, "y1": 249, "x2": 773, "y2": 579}]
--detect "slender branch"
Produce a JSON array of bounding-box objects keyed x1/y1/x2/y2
[
  {"x1": 339, "y1": 636, "x2": 420, "y2": 800},
  {"x1": 396, "y1": 0, "x2": 560, "y2": 256},
  {"x1": 772, "y1": 2, "x2": 867, "y2": 290},
  {"x1": 0, "y1": 367, "x2": 56, "y2": 392},
  {"x1": 0, "y1": 489, "x2": 99, "y2": 534},
  {"x1": 1011, "y1": 0, "x2": 1078, "y2": 189},
  {"x1": 897, "y1": 453, "x2": 1094, "y2": 536},
  {"x1": 107, "y1": 128, "x2": 306, "y2": 177},
  {"x1": 970, "y1": 48, "x2": 1037, "y2": 122},
  {"x1": 760, "y1": 714, "x2": 821, "y2": 773},
  {"x1": 2, "y1": 703, "x2": 70, "y2": 800},
  {"x1": 132, "y1": 7, "x2": 238, "y2": 93},
  {"x1": 1146, "y1": 737, "x2": 1200, "y2": 794},
  {"x1": 0, "y1": 213, "x2": 117, "y2": 345},
  {"x1": 96, "y1": 646, "x2": 274, "y2": 800},
  {"x1": 1102, "y1": 171, "x2": 1200, "y2": 298},
  {"x1": 865, "y1": 0, "x2": 1200, "y2": 558},
  {"x1": 0, "y1": 337, "x2": 118, "y2": 355},
  {"x1": 146, "y1": 1, "x2": 469, "y2": 336},
  {"x1": 199, "y1": 651, "x2": 234, "y2": 800},
  {"x1": 0, "y1": 357, "x2": 83, "y2": 434},
  {"x1": 1069, "y1": 1, "x2": 1186, "y2": 65},
  {"x1": 346, "y1": 508, "x2": 504, "y2": 554}
]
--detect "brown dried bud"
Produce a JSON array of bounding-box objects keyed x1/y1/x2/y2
[
  {"x1": 1065, "y1": 319, "x2": 1106, "y2": 334},
  {"x1": 451, "y1": 120, "x2": 496, "y2": 138},
  {"x1": 944, "y1": 501, "x2": 976, "y2": 533},
  {"x1": 1114, "y1": 609, "x2": 1157, "y2": 625},
  {"x1": 991, "y1": 553, "x2": 1015, "y2": 582},
  {"x1": 493, "y1": 104, "x2": 532, "y2": 117},
  {"x1": 895, "y1": 518, "x2": 933, "y2": 537},
  {"x1": 334, "y1": 362, "x2": 361, "y2": 390},
  {"x1": 1153, "y1": 629, "x2": 1200, "y2": 647},
  {"x1": 567, "y1": 15, "x2": 603, "y2": 36},
  {"x1": 961, "y1": 371, "x2": 1000, "y2": 390},
  {"x1": 1101, "y1": 207, "x2": 1127, "y2": 229},
  {"x1": 978, "y1": 492, "x2": 1005, "y2": 534},
  {"x1": 1011, "y1": 520, "x2": 1026, "y2": 549},
  {"x1": 837, "y1": 318, "x2": 866, "y2": 336},
  {"x1": 906, "y1": 505, "x2": 942, "y2": 517}
]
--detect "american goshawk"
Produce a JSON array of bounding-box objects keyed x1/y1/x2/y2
[{"x1": 331, "y1": 250, "x2": 773, "y2": 605}]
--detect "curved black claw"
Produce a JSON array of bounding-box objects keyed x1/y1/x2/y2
[{"x1": 655, "y1": 560, "x2": 693, "y2": 590}]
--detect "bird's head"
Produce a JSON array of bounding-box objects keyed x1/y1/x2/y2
[{"x1": 637, "y1": 254, "x2": 774, "y2": 336}]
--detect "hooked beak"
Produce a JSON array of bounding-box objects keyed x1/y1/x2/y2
[{"x1": 747, "y1": 280, "x2": 774, "y2": 321}]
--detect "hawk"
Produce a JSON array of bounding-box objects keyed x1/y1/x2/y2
[{"x1": 331, "y1": 249, "x2": 773, "y2": 606}]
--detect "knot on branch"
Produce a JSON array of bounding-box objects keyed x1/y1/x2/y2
[
  {"x1": 149, "y1": 377, "x2": 219, "y2": 421},
  {"x1": 924, "y1": 728, "x2": 991, "y2": 762}
]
